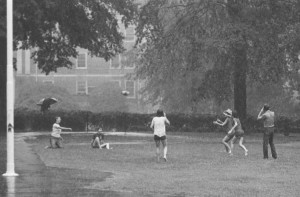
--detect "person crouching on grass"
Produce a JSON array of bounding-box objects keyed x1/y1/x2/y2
[
  {"x1": 46, "y1": 117, "x2": 72, "y2": 149},
  {"x1": 91, "y1": 128, "x2": 110, "y2": 149},
  {"x1": 150, "y1": 109, "x2": 170, "y2": 162},
  {"x1": 230, "y1": 111, "x2": 248, "y2": 156},
  {"x1": 213, "y1": 109, "x2": 234, "y2": 155}
]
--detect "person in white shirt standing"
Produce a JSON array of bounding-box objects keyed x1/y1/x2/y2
[
  {"x1": 48, "y1": 117, "x2": 72, "y2": 149},
  {"x1": 150, "y1": 109, "x2": 170, "y2": 162}
]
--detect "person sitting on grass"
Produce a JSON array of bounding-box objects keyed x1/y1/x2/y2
[
  {"x1": 46, "y1": 116, "x2": 72, "y2": 149},
  {"x1": 213, "y1": 109, "x2": 235, "y2": 155},
  {"x1": 91, "y1": 128, "x2": 110, "y2": 149},
  {"x1": 230, "y1": 111, "x2": 248, "y2": 156}
]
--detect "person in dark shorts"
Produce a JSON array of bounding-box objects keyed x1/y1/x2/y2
[
  {"x1": 230, "y1": 111, "x2": 248, "y2": 156},
  {"x1": 213, "y1": 109, "x2": 234, "y2": 155},
  {"x1": 46, "y1": 117, "x2": 72, "y2": 149},
  {"x1": 257, "y1": 104, "x2": 277, "y2": 159},
  {"x1": 91, "y1": 128, "x2": 110, "y2": 149},
  {"x1": 150, "y1": 109, "x2": 170, "y2": 162}
]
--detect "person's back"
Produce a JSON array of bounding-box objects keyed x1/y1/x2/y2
[
  {"x1": 234, "y1": 118, "x2": 243, "y2": 132},
  {"x1": 152, "y1": 116, "x2": 167, "y2": 136},
  {"x1": 262, "y1": 110, "x2": 275, "y2": 128}
]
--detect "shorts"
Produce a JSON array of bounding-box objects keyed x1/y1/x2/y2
[
  {"x1": 235, "y1": 130, "x2": 244, "y2": 138},
  {"x1": 154, "y1": 135, "x2": 166, "y2": 141}
]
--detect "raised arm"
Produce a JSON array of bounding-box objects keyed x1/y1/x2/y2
[
  {"x1": 257, "y1": 107, "x2": 265, "y2": 120},
  {"x1": 150, "y1": 119, "x2": 154, "y2": 129}
]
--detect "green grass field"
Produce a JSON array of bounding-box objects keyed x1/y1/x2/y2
[{"x1": 26, "y1": 132, "x2": 300, "y2": 197}]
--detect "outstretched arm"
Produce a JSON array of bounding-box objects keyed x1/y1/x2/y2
[
  {"x1": 58, "y1": 126, "x2": 72, "y2": 131},
  {"x1": 213, "y1": 118, "x2": 228, "y2": 126}
]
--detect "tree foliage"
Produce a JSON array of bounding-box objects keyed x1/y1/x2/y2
[
  {"x1": 0, "y1": 0, "x2": 137, "y2": 74},
  {"x1": 135, "y1": 0, "x2": 300, "y2": 115}
]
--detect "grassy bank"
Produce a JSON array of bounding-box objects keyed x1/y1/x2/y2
[{"x1": 25, "y1": 132, "x2": 300, "y2": 197}]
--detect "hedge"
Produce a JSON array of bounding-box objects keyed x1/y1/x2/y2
[{"x1": 14, "y1": 108, "x2": 299, "y2": 134}]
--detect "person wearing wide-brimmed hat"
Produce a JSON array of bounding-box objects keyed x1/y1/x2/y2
[
  {"x1": 257, "y1": 104, "x2": 277, "y2": 159},
  {"x1": 213, "y1": 109, "x2": 235, "y2": 155}
]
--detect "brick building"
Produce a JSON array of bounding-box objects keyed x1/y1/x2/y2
[{"x1": 14, "y1": 20, "x2": 145, "y2": 113}]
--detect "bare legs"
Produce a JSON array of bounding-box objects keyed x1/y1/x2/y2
[
  {"x1": 230, "y1": 136, "x2": 248, "y2": 156},
  {"x1": 155, "y1": 139, "x2": 167, "y2": 162}
]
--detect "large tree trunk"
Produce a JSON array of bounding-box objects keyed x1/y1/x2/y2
[
  {"x1": 0, "y1": 36, "x2": 7, "y2": 136},
  {"x1": 233, "y1": 48, "x2": 247, "y2": 120}
]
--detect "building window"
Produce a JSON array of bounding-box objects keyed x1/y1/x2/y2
[
  {"x1": 76, "y1": 53, "x2": 87, "y2": 69},
  {"x1": 77, "y1": 80, "x2": 87, "y2": 95},
  {"x1": 124, "y1": 26, "x2": 135, "y2": 42},
  {"x1": 43, "y1": 80, "x2": 54, "y2": 85},
  {"x1": 125, "y1": 80, "x2": 135, "y2": 98},
  {"x1": 121, "y1": 52, "x2": 135, "y2": 69},
  {"x1": 110, "y1": 55, "x2": 120, "y2": 69}
]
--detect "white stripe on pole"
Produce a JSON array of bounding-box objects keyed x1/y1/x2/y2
[{"x1": 3, "y1": 0, "x2": 18, "y2": 177}]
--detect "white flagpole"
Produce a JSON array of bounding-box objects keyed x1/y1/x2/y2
[{"x1": 3, "y1": 0, "x2": 18, "y2": 177}]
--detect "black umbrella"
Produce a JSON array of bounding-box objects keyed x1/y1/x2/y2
[{"x1": 37, "y1": 97, "x2": 58, "y2": 112}]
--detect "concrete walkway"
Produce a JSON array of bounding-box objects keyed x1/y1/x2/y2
[{"x1": 0, "y1": 132, "x2": 147, "y2": 197}]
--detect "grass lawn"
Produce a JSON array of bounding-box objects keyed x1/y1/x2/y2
[{"x1": 25, "y1": 132, "x2": 300, "y2": 197}]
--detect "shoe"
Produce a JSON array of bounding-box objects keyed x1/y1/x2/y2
[
  {"x1": 163, "y1": 157, "x2": 167, "y2": 162},
  {"x1": 245, "y1": 150, "x2": 248, "y2": 156}
]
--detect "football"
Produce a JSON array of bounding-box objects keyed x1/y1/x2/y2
[{"x1": 121, "y1": 90, "x2": 130, "y2": 96}]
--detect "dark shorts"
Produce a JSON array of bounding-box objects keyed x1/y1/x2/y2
[
  {"x1": 154, "y1": 135, "x2": 166, "y2": 141},
  {"x1": 235, "y1": 130, "x2": 244, "y2": 138}
]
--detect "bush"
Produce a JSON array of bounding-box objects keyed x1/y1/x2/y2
[{"x1": 14, "y1": 108, "x2": 300, "y2": 134}]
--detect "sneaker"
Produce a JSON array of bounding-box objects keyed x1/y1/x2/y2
[
  {"x1": 163, "y1": 157, "x2": 167, "y2": 162},
  {"x1": 228, "y1": 152, "x2": 233, "y2": 156},
  {"x1": 245, "y1": 150, "x2": 248, "y2": 156}
]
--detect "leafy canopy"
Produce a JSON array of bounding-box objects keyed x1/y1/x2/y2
[{"x1": 0, "y1": 0, "x2": 137, "y2": 74}]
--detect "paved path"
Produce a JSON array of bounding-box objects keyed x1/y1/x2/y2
[{"x1": 0, "y1": 132, "x2": 147, "y2": 197}]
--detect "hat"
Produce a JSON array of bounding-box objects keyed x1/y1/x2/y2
[{"x1": 223, "y1": 109, "x2": 232, "y2": 117}]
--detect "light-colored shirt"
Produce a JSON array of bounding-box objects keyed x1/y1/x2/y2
[
  {"x1": 51, "y1": 123, "x2": 62, "y2": 138},
  {"x1": 261, "y1": 110, "x2": 275, "y2": 128},
  {"x1": 150, "y1": 117, "x2": 169, "y2": 137},
  {"x1": 234, "y1": 118, "x2": 243, "y2": 132}
]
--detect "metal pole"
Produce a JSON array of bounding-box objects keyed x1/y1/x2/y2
[{"x1": 3, "y1": 0, "x2": 18, "y2": 177}]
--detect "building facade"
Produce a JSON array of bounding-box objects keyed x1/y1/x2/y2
[{"x1": 14, "y1": 22, "x2": 145, "y2": 113}]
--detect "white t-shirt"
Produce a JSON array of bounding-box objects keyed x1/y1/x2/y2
[
  {"x1": 150, "y1": 117, "x2": 169, "y2": 137},
  {"x1": 51, "y1": 123, "x2": 62, "y2": 138}
]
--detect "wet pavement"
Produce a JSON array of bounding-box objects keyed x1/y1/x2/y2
[{"x1": 0, "y1": 134, "x2": 140, "y2": 197}]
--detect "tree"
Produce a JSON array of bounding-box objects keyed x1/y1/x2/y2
[
  {"x1": 135, "y1": 0, "x2": 300, "y2": 119},
  {"x1": 0, "y1": 0, "x2": 137, "y2": 133}
]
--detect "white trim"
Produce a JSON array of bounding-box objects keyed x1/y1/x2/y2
[
  {"x1": 25, "y1": 50, "x2": 31, "y2": 74},
  {"x1": 76, "y1": 53, "x2": 87, "y2": 69},
  {"x1": 110, "y1": 54, "x2": 121, "y2": 69},
  {"x1": 125, "y1": 80, "x2": 135, "y2": 99},
  {"x1": 16, "y1": 50, "x2": 22, "y2": 74}
]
